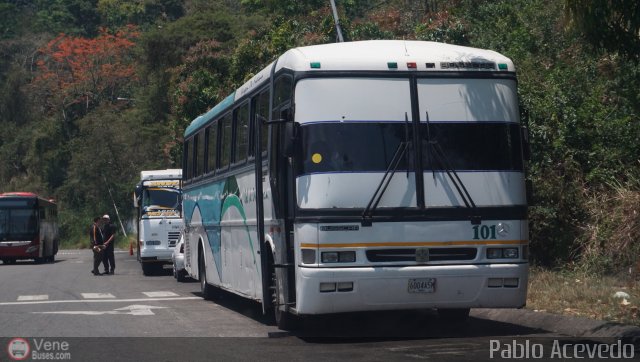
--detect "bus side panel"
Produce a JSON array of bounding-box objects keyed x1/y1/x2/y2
[
  {"x1": 184, "y1": 171, "x2": 264, "y2": 301},
  {"x1": 219, "y1": 170, "x2": 262, "y2": 299},
  {"x1": 183, "y1": 182, "x2": 223, "y2": 285}
]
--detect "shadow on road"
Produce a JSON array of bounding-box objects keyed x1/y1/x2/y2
[
  {"x1": 192, "y1": 287, "x2": 545, "y2": 341},
  {"x1": 295, "y1": 311, "x2": 544, "y2": 341}
]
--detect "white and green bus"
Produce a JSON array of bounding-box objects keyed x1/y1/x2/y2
[{"x1": 182, "y1": 40, "x2": 530, "y2": 329}]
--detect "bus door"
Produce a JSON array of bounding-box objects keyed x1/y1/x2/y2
[{"x1": 268, "y1": 75, "x2": 296, "y2": 312}]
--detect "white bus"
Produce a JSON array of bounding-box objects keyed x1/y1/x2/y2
[
  {"x1": 134, "y1": 169, "x2": 184, "y2": 275},
  {"x1": 182, "y1": 40, "x2": 530, "y2": 329}
]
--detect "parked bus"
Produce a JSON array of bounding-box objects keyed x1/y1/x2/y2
[
  {"x1": 133, "y1": 169, "x2": 183, "y2": 276},
  {"x1": 0, "y1": 192, "x2": 59, "y2": 264},
  {"x1": 182, "y1": 40, "x2": 530, "y2": 329}
]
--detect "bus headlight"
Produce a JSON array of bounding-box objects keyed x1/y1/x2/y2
[
  {"x1": 487, "y1": 248, "x2": 519, "y2": 259},
  {"x1": 321, "y1": 251, "x2": 356, "y2": 263},
  {"x1": 503, "y1": 248, "x2": 519, "y2": 259},
  {"x1": 301, "y1": 249, "x2": 316, "y2": 264}
]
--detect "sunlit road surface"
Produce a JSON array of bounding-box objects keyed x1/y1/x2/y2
[{"x1": 0, "y1": 250, "x2": 606, "y2": 362}]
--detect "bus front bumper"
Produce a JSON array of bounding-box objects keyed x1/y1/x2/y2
[
  {"x1": 295, "y1": 263, "x2": 528, "y2": 315},
  {"x1": 0, "y1": 241, "x2": 39, "y2": 259},
  {"x1": 139, "y1": 248, "x2": 173, "y2": 263}
]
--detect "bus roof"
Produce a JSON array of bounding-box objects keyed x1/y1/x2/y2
[
  {"x1": 185, "y1": 40, "x2": 515, "y2": 138},
  {"x1": 274, "y1": 40, "x2": 514, "y2": 73},
  {"x1": 0, "y1": 192, "x2": 56, "y2": 205},
  {"x1": 140, "y1": 169, "x2": 182, "y2": 181},
  {"x1": 184, "y1": 93, "x2": 235, "y2": 140},
  {"x1": 0, "y1": 192, "x2": 38, "y2": 198}
]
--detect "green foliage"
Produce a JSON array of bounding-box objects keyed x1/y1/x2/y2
[
  {"x1": 240, "y1": 0, "x2": 326, "y2": 17},
  {"x1": 0, "y1": 2, "x2": 18, "y2": 39},
  {"x1": 97, "y1": 0, "x2": 185, "y2": 30},
  {"x1": 566, "y1": 0, "x2": 640, "y2": 62},
  {"x1": 35, "y1": 0, "x2": 101, "y2": 36},
  {"x1": 348, "y1": 21, "x2": 394, "y2": 41},
  {"x1": 414, "y1": 11, "x2": 468, "y2": 44}
]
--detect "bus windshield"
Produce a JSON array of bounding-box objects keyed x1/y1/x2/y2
[
  {"x1": 142, "y1": 188, "x2": 181, "y2": 211},
  {"x1": 295, "y1": 77, "x2": 522, "y2": 176},
  {"x1": 0, "y1": 208, "x2": 38, "y2": 239}
]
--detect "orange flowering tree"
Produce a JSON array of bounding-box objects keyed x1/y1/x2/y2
[{"x1": 33, "y1": 25, "x2": 139, "y2": 119}]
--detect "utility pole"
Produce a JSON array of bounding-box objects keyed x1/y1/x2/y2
[
  {"x1": 102, "y1": 174, "x2": 128, "y2": 238},
  {"x1": 329, "y1": 0, "x2": 345, "y2": 43}
]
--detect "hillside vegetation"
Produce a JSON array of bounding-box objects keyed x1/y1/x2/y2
[{"x1": 0, "y1": 0, "x2": 638, "y2": 274}]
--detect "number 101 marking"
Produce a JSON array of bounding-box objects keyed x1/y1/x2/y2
[{"x1": 473, "y1": 225, "x2": 496, "y2": 240}]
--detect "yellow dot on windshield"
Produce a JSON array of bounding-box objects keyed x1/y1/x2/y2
[{"x1": 312, "y1": 153, "x2": 323, "y2": 164}]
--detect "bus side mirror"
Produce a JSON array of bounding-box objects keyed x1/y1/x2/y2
[
  {"x1": 280, "y1": 108, "x2": 292, "y2": 123},
  {"x1": 282, "y1": 121, "x2": 296, "y2": 158},
  {"x1": 281, "y1": 109, "x2": 296, "y2": 157},
  {"x1": 133, "y1": 185, "x2": 142, "y2": 208}
]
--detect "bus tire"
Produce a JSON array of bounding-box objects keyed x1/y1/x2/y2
[
  {"x1": 438, "y1": 308, "x2": 470, "y2": 322},
  {"x1": 199, "y1": 251, "x2": 215, "y2": 300},
  {"x1": 177, "y1": 269, "x2": 187, "y2": 282},
  {"x1": 270, "y1": 261, "x2": 299, "y2": 330},
  {"x1": 141, "y1": 263, "x2": 156, "y2": 276}
]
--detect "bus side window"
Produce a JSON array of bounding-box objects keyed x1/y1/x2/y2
[
  {"x1": 196, "y1": 130, "x2": 205, "y2": 177},
  {"x1": 272, "y1": 76, "x2": 293, "y2": 120},
  {"x1": 206, "y1": 124, "x2": 217, "y2": 173},
  {"x1": 234, "y1": 102, "x2": 250, "y2": 165},
  {"x1": 219, "y1": 113, "x2": 232, "y2": 171},
  {"x1": 39, "y1": 208, "x2": 45, "y2": 220},
  {"x1": 257, "y1": 90, "x2": 270, "y2": 155},
  {"x1": 184, "y1": 138, "x2": 193, "y2": 180}
]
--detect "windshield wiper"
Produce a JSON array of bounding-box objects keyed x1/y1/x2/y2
[
  {"x1": 362, "y1": 113, "x2": 411, "y2": 227},
  {"x1": 423, "y1": 111, "x2": 480, "y2": 224}
]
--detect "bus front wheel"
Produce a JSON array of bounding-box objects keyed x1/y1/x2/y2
[
  {"x1": 270, "y1": 262, "x2": 298, "y2": 330},
  {"x1": 199, "y1": 251, "x2": 215, "y2": 300},
  {"x1": 142, "y1": 263, "x2": 159, "y2": 276}
]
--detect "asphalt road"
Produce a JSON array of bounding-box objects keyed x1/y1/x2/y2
[{"x1": 0, "y1": 250, "x2": 636, "y2": 361}]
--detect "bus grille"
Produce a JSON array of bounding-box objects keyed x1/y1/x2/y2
[
  {"x1": 168, "y1": 232, "x2": 181, "y2": 247},
  {"x1": 366, "y1": 248, "x2": 477, "y2": 262}
]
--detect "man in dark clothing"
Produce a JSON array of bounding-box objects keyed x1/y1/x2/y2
[
  {"x1": 90, "y1": 217, "x2": 104, "y2": 275},
  {"x1": 101, "y1": 214, "x2": 116, "y2": 274}
]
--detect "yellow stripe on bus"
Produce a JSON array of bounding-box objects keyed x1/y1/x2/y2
[{"x1": 299, "y1": 240, "x2": 528, "y2": 248}]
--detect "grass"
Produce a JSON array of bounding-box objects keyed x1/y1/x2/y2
[{"x1": 527, "y1": 266, "x2": 640, "y2": 326}]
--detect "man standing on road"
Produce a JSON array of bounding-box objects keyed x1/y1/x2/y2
[
  {"x1": 90, "y1": 217, "x2": 104, "y2": 276},
  {"x1": 101, "y1": 214, "x2": 117, "y2": 275}
]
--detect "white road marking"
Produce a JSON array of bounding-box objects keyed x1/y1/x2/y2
[
  {"x1": 0, "y1": 296, "x2": 201, "y2": 306},
  {"x1": 142, "y1": 291, "x2": 179, "y2": 298},
  {"x1": 33, "y1": 304, "x2": 167, "y2": 316},
  {"x1": 81, "y1": 293, "x2": 115, "y2": 299},
  {"x1": 17, "y1": 295, "x2": 49, "y2": 301}
]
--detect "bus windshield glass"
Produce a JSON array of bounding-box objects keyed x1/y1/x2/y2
[
  {"x1": 142, "y1": 188, "x2": 181, "y2": 211},
  {"x1": 295, "y1": 77, "x2": 522, "y2": 176},
  {"x1": 0, "y1": 208, "x2": 38, "y2": 239}
]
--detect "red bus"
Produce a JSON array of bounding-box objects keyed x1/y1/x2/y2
[{"x1": 0, "y1": 192, "x2": 59, "y2": 264}]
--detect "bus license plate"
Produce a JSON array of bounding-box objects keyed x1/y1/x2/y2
[{"x1": 408, "y1": 278, "x2": 436, "y2": 293}]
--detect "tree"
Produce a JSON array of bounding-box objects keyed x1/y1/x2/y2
[
  {"x1": 32, "y1": 26, "x2": 139, "y2": 121},
  {"x1": 35, "y1": 0, "x2": 101, "y2": 37},
  {"x1": 565, "y1": 0, "x2": 640, "y2": 61}
]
